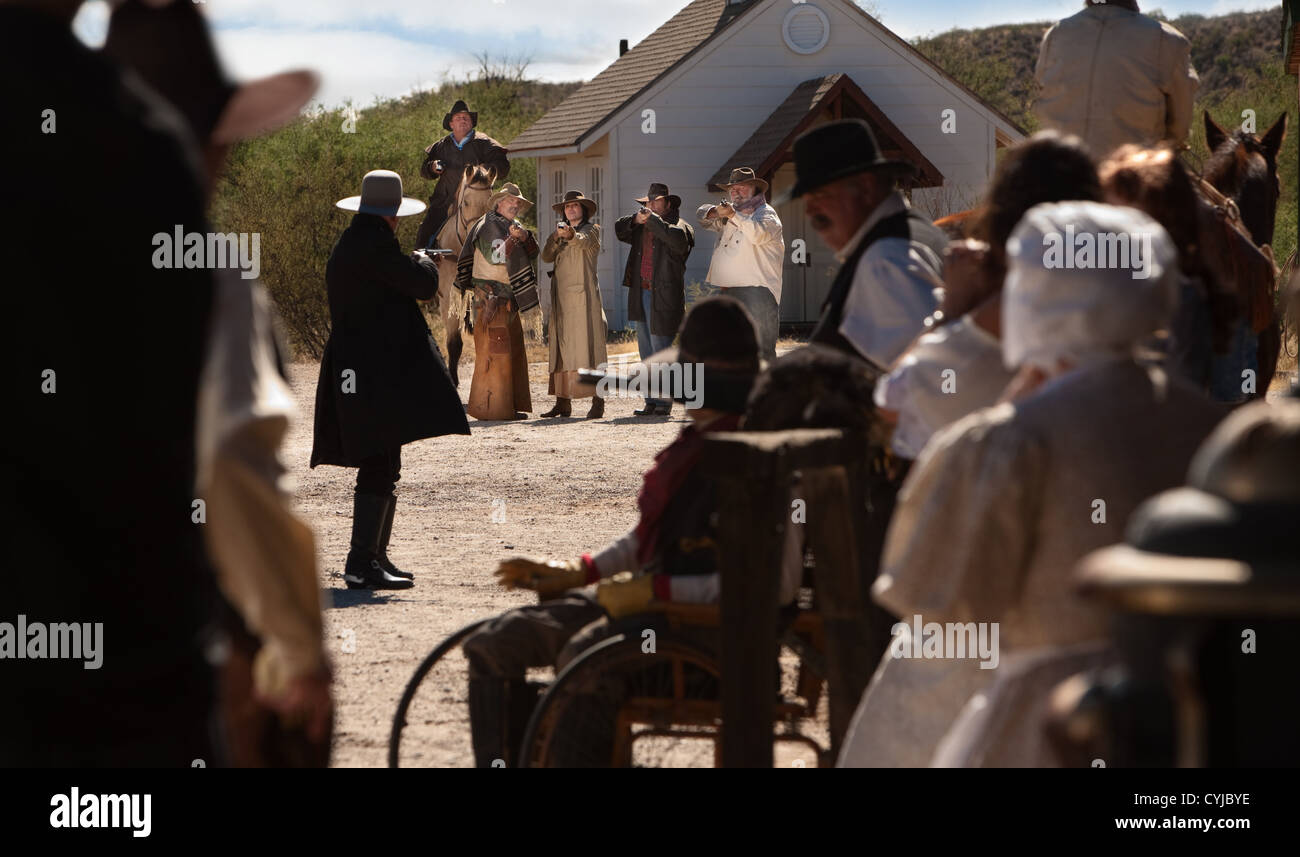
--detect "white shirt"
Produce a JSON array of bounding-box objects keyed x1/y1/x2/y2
[
  {"x1": 696, "y1": 202, "x2": 785, "y2": 302},
  {"x1": 835, "y1": 192, "x2": 944, "y2": 370},
  {"x1": 874, "y1": 315, "x2": 1015, "y2": 459}
]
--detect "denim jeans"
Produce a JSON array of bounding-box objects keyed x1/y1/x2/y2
[
  {"x1": 719, "y1": 285, "x2": 778, "y2": 360},
  {"x1": 637, "y1": 287, "x2": 675, "y2": 408},
  {"x1": 1209, "y1": 318, "x2": 1258, "y2": 403}
]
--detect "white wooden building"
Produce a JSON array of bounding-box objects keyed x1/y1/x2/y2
[{"x1": 508, "y1": 0, "x2": 1025, "y2": 330}]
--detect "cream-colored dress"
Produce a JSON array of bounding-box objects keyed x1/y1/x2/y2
[{"x1": 838, "y1": 359, "x2": 1226, "y2": 767}]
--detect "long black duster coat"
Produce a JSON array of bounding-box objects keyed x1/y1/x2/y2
[
  {"x1": 614, "y1": 208, "x2": 695, "y2": 337},
  {"x1": 415, "y1": 131, "x2": 511, "y2": 249},
  {"x1": 311, "y1": 214, "x2": 470, "y2": 468}
]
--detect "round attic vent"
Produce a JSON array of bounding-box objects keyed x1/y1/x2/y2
[{"x1": 783, "y1": 4, "x2": 830, "y2": 55}]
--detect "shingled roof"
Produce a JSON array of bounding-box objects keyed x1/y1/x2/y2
[
  {"x1": 508, "y1": 0, "x2": 757, "y2": 153},
  {"x1": 508, "y1": 0, "x2": 1026, "y2": 156},
  {"x1": 706, "y1": 73, "x2": 944, "y2": 190}
]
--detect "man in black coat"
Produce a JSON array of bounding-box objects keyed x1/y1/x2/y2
[
  {"x1": 615, "y1": 183, "x2": 695, "y2": 416},
  {"x1": 2, "y1": 0, "x2": 219, "y2": 765},
  {"x1": 312, "y1": 170, "x2": 470, "y2": 590},
  {"x1": 414, "y1": 99, "x2": 511, "y2": 251}
]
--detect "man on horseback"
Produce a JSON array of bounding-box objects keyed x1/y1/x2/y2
[
  {"x1": 415, "y1": 99, "x2": 511, "y2": 251},
  {"x1": 1034, "y1": 1, "x2": 1199, "y2": 160}
]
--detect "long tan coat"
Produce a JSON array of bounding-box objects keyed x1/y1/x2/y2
[
  {"x1": 542, "y1": 221, "x2": 608, "y2": 398},
  {"x1": 838, "y1": 359, "x2": 1226, "y2": 767},
  {"x1": 1033, "y1": 5, "x2": 1198, "y2": 160}
]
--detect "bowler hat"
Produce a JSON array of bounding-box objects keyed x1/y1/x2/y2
[
  {"x1": 634, "y1": 182, "x2": 681, "y2": 209},
  {"x1": 551, "y1": 190, "x2": 598, "y2": 217},
  {"x1": 335, "y1": 170, "x2": 427, "y2": 217},
  {"x1": 775, "y1": 119, "x2": 916, "y2": 205},
  {"x1": 443, "y1": 99, "x2": 478, "y2": 132},
  {"x1": 103, "y1": 0, "x2": 318, "y2": 146}
]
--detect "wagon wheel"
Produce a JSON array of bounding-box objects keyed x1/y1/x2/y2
[
  {"x1": 388, "y1": 618, "x2": 490, "y2": 768},
  {"x1": 520, "y1": 633, "x2": 723, "y2": 768}
]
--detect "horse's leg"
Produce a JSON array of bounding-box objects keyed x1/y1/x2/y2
[{"x1": 437, "y1": 257, "x2": 464, "y2": 387}]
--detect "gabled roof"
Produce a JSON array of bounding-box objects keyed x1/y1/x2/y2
[
  {"x1": 706, "y1": 73, "x2": 944, "y2": 190},
  {"x1": 508, "y1": 0, "x2": 1027, "y2": 157},
  {"x1": 507, "y1": 0, "x2": 757, "y2": 154}
]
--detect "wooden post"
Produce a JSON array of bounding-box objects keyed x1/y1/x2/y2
[{"x1": 702, "y1": 429, "x2": 849, "y2": 767}]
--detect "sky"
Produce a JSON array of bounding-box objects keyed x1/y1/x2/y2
[{"x1": 73, "y1": 0, "x2": 1283, "y2": 109}]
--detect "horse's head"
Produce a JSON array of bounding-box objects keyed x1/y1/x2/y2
[{"x1": 1204, "y1": 110, "x2": 1287, "y2": 248}]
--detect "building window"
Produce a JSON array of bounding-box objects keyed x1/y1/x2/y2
[{"x1": 553, "y1": 168, "x2": 565, "y2": 207}]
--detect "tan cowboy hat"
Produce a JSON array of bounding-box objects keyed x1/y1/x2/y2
[
  {"x1": 551, "y1": 190, "x2": 597, "y2": 217},
  {"x1": 103, "y1": 0, "x2": 318, "y2": 146},
  {"x1": 719, "y1": 166, "x2": 769, "y2": 195},
  {"x1": 336, "y1": 170, "x2": 427, "y2": 217},
  {"x1": 488, "y1": 182, "x2": 533, "y2": 213}
]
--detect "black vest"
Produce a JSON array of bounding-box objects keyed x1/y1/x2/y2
[{"x1": 809, "y1": 208, "x2": 948, "y2": 360}]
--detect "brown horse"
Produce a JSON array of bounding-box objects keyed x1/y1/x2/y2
[
  {"x1": 432, "y1": 164, "x2": 494, "y2": 387},
  {"x1": 1204, "y1": 111, "x2": 1287, "y2": 249},
  {"x1": 1203, "y1": 111, "x2": 1287, "y2": 395}
]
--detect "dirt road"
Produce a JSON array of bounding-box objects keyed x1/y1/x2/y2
[{"x1": 285, "y1": 356, "x2": 683, "y2": 767}]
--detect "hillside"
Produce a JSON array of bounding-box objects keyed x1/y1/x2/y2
[
  {"x1": 912, "y1": 6, "x2": 1296, "y2": 265},
  {"x1": 216, "y1": 9, "x2": 1296, "y2": 359},
  {"x1": 210, "y1": 74, "x2": 580, "y2": 358}
]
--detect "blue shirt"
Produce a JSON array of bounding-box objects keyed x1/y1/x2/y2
[{"x1": 452, "y1": 129, "x2": 474, "y2": 150}]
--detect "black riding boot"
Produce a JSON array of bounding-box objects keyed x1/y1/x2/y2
[
  {"x1": 343, "y1": 493, "x2": 413, "y2": 590},
  {"x1": 468, "y1": 677, "x2": 543, "y2": 768},
  {"x1": 377, "y1": 494, "x2": 414, "y2": 581}
]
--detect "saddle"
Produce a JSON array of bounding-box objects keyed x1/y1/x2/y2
[{"x1": 1195, "y1": 178, "x2": 1278, "y2": 335}]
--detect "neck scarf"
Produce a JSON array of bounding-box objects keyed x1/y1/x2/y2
[{"x1": 735, "y1": 192, "x2": 767, "y2": 216}]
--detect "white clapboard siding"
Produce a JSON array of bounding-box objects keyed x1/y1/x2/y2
[{"x1": 531, "y1": 0, "x2": 1020, "y2": 329}]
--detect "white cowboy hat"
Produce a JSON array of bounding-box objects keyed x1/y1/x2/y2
[{"x1": 336, "y1": 170, "x2": 427, "y2": 217}]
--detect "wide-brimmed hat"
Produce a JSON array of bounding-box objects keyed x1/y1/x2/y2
[
  {"x1": 488, "y1": 182, "x2": 533, "y2": 213},
  {"x1": 551, "y1": 190, "x2": 598, "y2": 217},
  {"x1": 443, "y1": 99, "x2": 478, "y2": 132},
  {"x1": 640, "y1": 296, "x2": 762, "y2": 412},
  {"x1": 719, "y1": 167, "x2": 769, "y2": 195},
  {"x1": 336, "y1": 170, "x2": 427, "y2": 217},
  {"x1": 103, "y1": 0, "x2": 318, "y2": 146},
  {"x1": 1076, "y1": 399, "x2": 1300, "y2": 616},
  {"x1": 634, "y1": 182, "x2": 681, "y2": 209},
  {"x1": 775, "y1": 119, "x2": 917, "y2": 205}
]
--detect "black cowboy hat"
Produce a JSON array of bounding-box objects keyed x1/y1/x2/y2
[
  {"x1": 634, "y1": 182, "x2": 681, "y2": 209},
  {"x1": 551, "y1": 189, "x2": 598, "y2": 217},
  {"x1": 642, "y1": 296, "x2": 762, "y2": 412},
  {"x1": 103, "y1": 0, "x2": 318, "y2": 146},
  {"x1": 443, "y1": 99, "x2": 478, "y2": 132},
  {"x1": 775, "y1": 118, "x2": 917, "y2": 205}
]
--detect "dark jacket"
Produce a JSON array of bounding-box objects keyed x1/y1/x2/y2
[
  {"x1": 615, "y1": 209, "x2": 695, "y2": 337},
  {"x1": 3, "y1": 6, "x2": 219, "y2": 713},
  {"x1": 311, "y1": 214, "x2": 470, "y2": 467},
  {"x1": 416, "y1": 131, "x2": 510, "y2": 244}
]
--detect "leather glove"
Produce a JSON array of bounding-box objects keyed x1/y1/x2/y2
[
  {"x1": 595, "y1": 572, "x2": 658, "y2": 619},
  {"x1": 494, "y1": 557, "x2": 587, "y2": 597}
]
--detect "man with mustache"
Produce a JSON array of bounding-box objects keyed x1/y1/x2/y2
[{"x1": 781, "y1": 120, "x2": 947, "y2": 370}]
